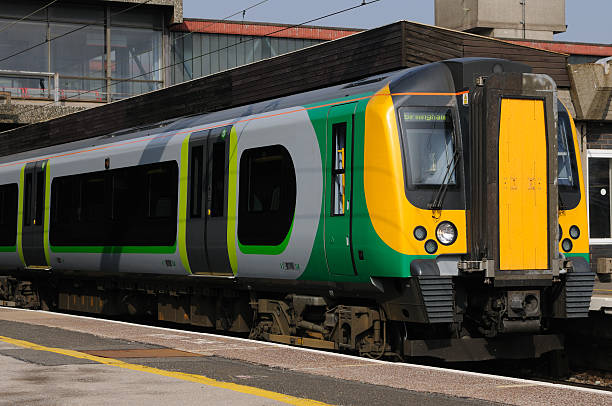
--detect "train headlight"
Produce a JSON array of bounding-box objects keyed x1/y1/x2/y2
[
  {"x1": 435, "y1": 221, "x2": 457, "y2": 245},
  {"x1": 569, "y1": 225, "x2": 580, "y2": 239},
  {"x1": 413, "y1": 226, "x2": 427, "y2": 241},
  {"x1": 425, "y1": 239, "x2": 438, "y2": 254},
  {"x1": 562, "y1": 238, "x2": 573, "y2": 252}
]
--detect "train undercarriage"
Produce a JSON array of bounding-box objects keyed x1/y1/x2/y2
[{"x1": 0, "y1": 267, "x2": 591, "y2": 362}]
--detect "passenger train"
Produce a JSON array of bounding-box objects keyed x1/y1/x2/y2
[{"x1": 0, "y1": 58, "x2": 594, "y2": 361}]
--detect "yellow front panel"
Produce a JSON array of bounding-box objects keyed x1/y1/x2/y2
[{"x1": 499, "y1": 98, "x2": 548, "y2": 270}]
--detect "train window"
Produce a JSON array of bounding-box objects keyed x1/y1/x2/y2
[
  {"x1": 0, "y1": 184, "x2": 18, "y2": 246},
  {"x1": 331, "y1": 122, "x2": 346, "y2": 216},
  {"x1": 190, "y1": 145, "x2": 203, "y2": 218},
  {"x1": 147, "y1": 167, "x2": 174, "y2": 218},
  {"x1": 557, "y1": 105, "x2": 580, "y2": 210},
  {"x1": 399, "y1": 107, "x2": 456, "y2": 187},
  {"x1": 210, "y1": 141, "x2": 225, "y2": 217},
  {"x1": 238, "y1": 145, "x2": 296, "y2": 246},
  {"x1": 81, "y1": 176, "x2": 105, "y2": 222},
  {"x1": 23, "y1": 173, "x2": 32, "y2": 226},
  {"x1": 50, "y1": 161, "x2": 178, "y2": 247},
  {"x1": 35, "y1": 170, "x2": 45, "y2": 226}
]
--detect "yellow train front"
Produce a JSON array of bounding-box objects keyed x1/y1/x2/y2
[{"x1": 351, "y1": 58, "x2": 594, "y2": 359}]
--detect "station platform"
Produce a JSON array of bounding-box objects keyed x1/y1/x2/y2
[
  {"x1": 591, "y1": 279, "x2": 612, "y2": 314},
  {"x1": 0, "y1": 308, "x2": 610, "y2": 406}
]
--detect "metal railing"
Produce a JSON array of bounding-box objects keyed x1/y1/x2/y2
[{"x1": 0, "y1": 70, "x2": 60, "y2": 103}]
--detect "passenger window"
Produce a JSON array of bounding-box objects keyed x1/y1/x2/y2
[
  {"x1": 23, "y1": 173, "x2": 32, "y2": 226},
  {"x1": 210, "y1": 141, "x2": 225, "y2": 217},
  {"x1": 190, "y1": 145, "x2": 203, "y2": 218},
  {"x1": 331, "y1": 122, "x2": 346, "y2": 216},
  {"x1": 50, "y1": 161, "x2": 178, "y2": 247},
  {"x1": 35, "y1": 170, "x2": 45, "y2": 226},
  {"x1": 0, "y1": 184, "x2": 18, "y2": 246},
  {"x1": 147, "y1": 167, "x2": 174, "y2": 218},
  {"x1": 238, "y1": 145, "x2": 296, "y2": 246}
]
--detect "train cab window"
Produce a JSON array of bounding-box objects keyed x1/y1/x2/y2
[
  {"x1": 331, "y1": 123, "x2": 346, "y2": 216},
  {"x1": 0, "y1": 184, "x2": 18, "y2": 246},
  {"x1": 557, "y1": 105, "x2": 580, "y2": 210},
  {"x1": 399, "y1": 107, "x2": 456, "y2": 187},
  {"x1": 238, "y1": 145, "x2": 296, "y2": 246}
]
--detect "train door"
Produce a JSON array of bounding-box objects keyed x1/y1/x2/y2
[
  {"x1": 186, "y1": 130, "x2": 210, "y2": 273},
  {"x1": 498, "y1": 98, "x2": 548, "y2": 270},
  {"x1": 21, "y1": 160, "x2": 48, "y2": 268},
  {"x1": 205, "y1": 125, "x2": 233, "y2": 274},
  {"x1": 325, "y1": 104, "x2": 357, "y2": 276}
]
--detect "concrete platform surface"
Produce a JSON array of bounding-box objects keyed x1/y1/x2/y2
[{"x1": 0, "y1": 307, "x2": 611, "y2": 406}]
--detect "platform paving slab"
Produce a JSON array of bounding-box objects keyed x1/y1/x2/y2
[{"x1": 1, "y1": 307, "x2": 611, "y2": 406}]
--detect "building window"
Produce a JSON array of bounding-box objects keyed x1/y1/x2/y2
[
  {"x1": 0, "y1": 3, "x2": 163, "y2": 102},
  {"x1": 588, "y1": 150, "x2": 612, "y2": 242},
  {"x1": 238, "y1": 145, "x2": 296, "y2": 246}
]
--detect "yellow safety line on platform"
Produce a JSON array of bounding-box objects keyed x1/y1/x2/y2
[
  {"x1": 0, "y1": 335, "x2": 331, "y2": 406},
  {"x1": 594, "y1": 289, "x2": 612, "y2": 292}
]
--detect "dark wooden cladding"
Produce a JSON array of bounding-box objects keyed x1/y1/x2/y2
[{"x1": 0, "y1": 21, "x2": 569, "y2": 157}]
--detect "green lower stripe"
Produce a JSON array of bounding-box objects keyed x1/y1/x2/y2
[
  {"x1": 50, "y1": 245, "x2": 176, "y2": 254},
  {"x1": 238, "y1": 220, "x2": 294, "y2": 255},
  {"x1": 564, "y1": 252, "x2": 589, "y2": 262},
  {"x1": 0, "y1": 246, "x2": 16, "y2": 253}
]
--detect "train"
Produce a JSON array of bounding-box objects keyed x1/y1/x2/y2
[{"x1": 0, "y1": 57, "x2": 595, "y2": 361}]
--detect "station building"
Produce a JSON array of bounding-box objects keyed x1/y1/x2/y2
[{"x1": 1, "y1": 0, "x2": 612, "y2": 274}]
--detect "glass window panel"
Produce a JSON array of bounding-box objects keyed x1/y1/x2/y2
[
  {"x1": 201, "y1": 34, "x2": 210, "y2": 76},
  {"x1": 238, "y1": 145, "x2": 296, "y2": 246},
  {"x1": 110, "y1": 80, "x2": 161, "y2": 101},
  {"x1": 50, "y1": 23, "x2": 105, "y2": 78},
  {"x1": 183, "y1": 35, "x2": 193, "y2": 80},
  {"x1": 209, "y1": 34, "x2": 219, "y2": 74},
  {"x1": 332, "y1": 123, "x2": 346, "y2": 216},
  {"x1": 253, "y1": 37, "x2": 262, "y2": 61},
  {"x1": 193, "y1": 34, "x2": 201, "y2": 78},
  {"x1": 245, "y1": 36, "x2": 255, "y2": 64},
  {"x1": 557, "y1": 113, "x2": 574, "y2": 187},
  {"x1": 0, "y1": 19, "x2": 48, "y2": 72},
  {"x1": 58, "y1": 78, "x2": 106, "y2": 102},
  {"x1": 261, "y1": 38, "x2": 271, "y2": 59},
  {"x1": 110, "y1": 6, "x2": 162, "y2": 28},
  {"x1": 399, "y1": 108, "x2": 456, "y2": 186},
  {"x1": 0, "y1": 2, "x2": 47, "y2": 20},
  {"x1": 110, "y1": 27, "x2": 161, "y2": 81},
  {"x1": 588, "y1": 157, "x2": 611, "y2": 239},
  {"x1": 172, "y1": 34, "x2": 183, "y2": 84},
  {"x1": 0, "y1": 76, "x2": 52, "y2": 100},
  {"x1": 270, "y1": 37, "x2": 279, "y2": 57},
  {"x1": 49, "y1": 4, "x2": 104, "y2": 24},
  {"x1": 237, "y1": 39, "x2": 245, "y2": 67},
  {"x1": 278, "y1": 38, "x2": 287, "y2": 55},
  {"x1": 227, "y1": 36, "x2": 237, "y2": 69},
  {"x1": 218, "y1": 35, "x2": 228, "y2": 71}
]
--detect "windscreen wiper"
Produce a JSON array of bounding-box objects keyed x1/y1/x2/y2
[{"x1": 428, "y1": 149, "x2": 460, "y2": 211}]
